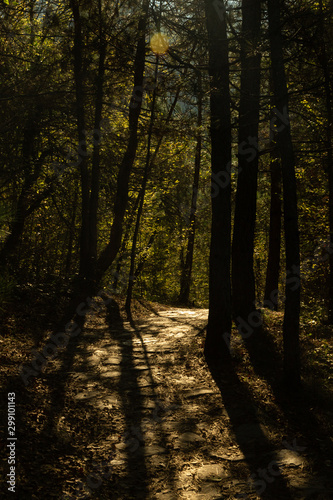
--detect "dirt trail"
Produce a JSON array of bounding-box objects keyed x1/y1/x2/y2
[{"x1": 50, "y1": 301, "x2": 332, "y2": 499}]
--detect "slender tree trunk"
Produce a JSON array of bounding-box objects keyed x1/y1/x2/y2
[
  {"x1": 204, "y1": 0, "x2": 232, "y2": 363},
  {"x1": 318, "y1": 0, "x2": 333, "y2": 323},
  {"x1": 65, "y1": 184, "x2": 79, "y2": 278},
  {"x1": 264, "y1": 99, "x2": 282, "y2": 310},
  {"x1": 179, "y1": 74, "x2": 202, "y2": 305},
  {"x1": 88, "y1": 0, "x2": 106, "y2": 287},
  {"x1": 71, "y1": 0, "x2": 90, "y2": 283},
  {"x1": 125, "y1": 56, "x2": 159, "y2": 318},
  {"x1": 232, "y1": 0, "x2": 261, "y2": 332},
  {"x1": 268, "y1": 0, "x2": 301, "y2": 389},
  {"x1": 96, "y1": 0, "x2": 149, "y2": 281},
  {"x1": 112, "y1": 71, "x2": 183, "y2": 294},
  {"x1": 264, "y1": 147, "x2": 282, "y2": 310}
]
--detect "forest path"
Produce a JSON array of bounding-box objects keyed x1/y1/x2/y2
[{"x1": 58, "y1": 301, "x2": 331, "y2": 500}]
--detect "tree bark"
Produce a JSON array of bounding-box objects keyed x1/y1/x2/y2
[
  {"x1": 88, "y1": 0, "x2": 106, "y2": 286},
  {"x1": 70, "y1": 0, "x2": 90, "y2": 283},
  {"x1": 232, "y1": 0, "x2": 262, "y2": 331},
  {"x1": 268, "y1": 0, "x2": 301, "y2": 389},
  {"x1": 264, "y1": 101, "x2": 282, "y2": 310},
  {"x1": 179, "y1": 74, "x2": 202, "y2": 305},
  {"x1": 264, "y1": 148, "x2": 282, "y2": 310},
  {"x1": 318, "y1": 0, "x2": 333, "y2": 323},
  {"x1": 96, "y1": 0, "x2": 149, "y2": 282},
  {"x1": 125, "y1": 56, "x2": 159, "y2": 318},
  {"x1": 65, "y1": 183, "x2": 79, "y2": 278},
  {"x1": 113, "y1": 69, "x2": 183, "y2": 295},
  {"x1": 204, "y1": 0, "x2": 232, "y2": 364}
]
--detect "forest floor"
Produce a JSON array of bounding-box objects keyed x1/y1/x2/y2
[{"x1": 1, "y1": 290, "x2": 333, "y2": 499}]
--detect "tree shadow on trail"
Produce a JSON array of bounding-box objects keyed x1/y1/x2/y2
[
  {"x1": 3, "y1": 292, "x2": 91, "y2": 499},
  {"x1": 244, "y1": 326, "x2": 333, "y2": 447},
  {"x1": 104, "y1": 300, "x2": 149, "y2": 499},
  {"x1": 104, "y1": 298, "x2": 177, "y2": 500},
  {"x1": 5, "y1": 292, "x2": 177, "y2": 499},
  {"x1": 238, "y1": 325, "x2": 333, "y2": 491},
  {"x1": 206, "y1": 357, "x2": 294, "y2": 500}
]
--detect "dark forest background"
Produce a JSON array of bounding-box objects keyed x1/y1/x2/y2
[{"x1": 1, "y1": 0, "x2": 333, "y2": 384}]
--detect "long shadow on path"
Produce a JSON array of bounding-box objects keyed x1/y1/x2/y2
[
  {"x1": 3, "y1": 294, "x2": 180, "y2": 499},
  {"x1": 241, "y1": 326, "x2": 333, "y2": 492},
  {"x1": 206, "y1": 358, "x2": 295, "y2": 500},
  {"x1": 104, "y1": 299, "x2": 177, "y2": 499},
  {"x1": 3, "y1": 291, "x2": 93, "y2": 499}
]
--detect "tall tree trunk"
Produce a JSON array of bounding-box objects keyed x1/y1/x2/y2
[
  {"x1": 96, "y1": 0, "x2": 149, "y2": 282},
  {"x1": 113, "y1": 69, "x2": 183, "y2": 294},
  {"x1": 179, "y1": 74, "x2": 202, "y2": 305},
  {"x1": 88, "y1": 0, "x2": 106, "y2": 287},
  {"x1": 125, "y1": 56, "x2": 159, "y2": 318},
  {"x1": 232, "y1": 0, "x2": 262, "y2": 333},
  {"x1": 70, "y1": 0, "x2": 90, "y2": 283},
  {"x1": 65, "y1": 184, "x2": 79, "y2": 278},
  {"x1": 264, "y1": 148, "x2": 282, "y2": 310},
  {"x1": 264, "y1": 102, "x2": 282, "y2": 310},
  {"x1": 112, "y1": 76, "x2": 183, "y2": 294},
  {"x1": 204, "y1": 0, "x2": 232, "y2": 363},
  {"x1": 318, "y1": 0, "x2": 333, "y2": 323},
  {"x1": 268, "y1": 0, "x2": 301, "y2": 389}
]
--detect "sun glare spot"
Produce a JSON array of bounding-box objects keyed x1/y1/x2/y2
[{"x1": 150, "y1": 32, "x2": 169, "y2": 55}]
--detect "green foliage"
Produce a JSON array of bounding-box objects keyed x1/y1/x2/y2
[{"x1": 0, "y1": 0, "x2": 333, "y2": 321}]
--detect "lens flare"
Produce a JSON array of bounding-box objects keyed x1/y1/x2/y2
[{"x1": 150, "y1": 32, "x2": 169, "y2": 55}]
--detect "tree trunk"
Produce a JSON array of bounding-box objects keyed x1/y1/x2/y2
[
  {"x1": 179, "y1": 74, "x2": 202, "y2": 305},
  {"x1": 125, "y1": 56, "x2": 159, "y2": 318},
  {"x1": 70, "y1": 0, "x2": 90, "y2": 283},
  {"x1": 268, "y1": 0, "x2": 301, "y2": 389},
  {"x1": 113, "y1": 68, "x2": 183, "y2": 295},
  {"x1": 264, "y1": 106, "x2": 282, "y2": 311},
  {"x1": 96, "y1": 0, "x2": 149, "y2": 282},
  {"x1": 232, "y1": 0, "x2": 262, "y2": 333},
  {"x1": 204, "y1": 0, "x2": 232, "y2": 364},
  {"x1": 65, "y1": 184, "x2": 79, "y2": 278},
  {"x1": 88, "y1": 0, "x2": 106, "y2": 287},
  {"x1": 318, "y1": 0, "x2": 333, "y2": 323}
]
